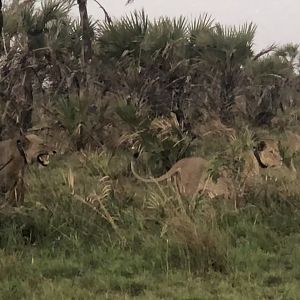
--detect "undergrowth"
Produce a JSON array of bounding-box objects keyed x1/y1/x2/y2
[{"x1": 1, "y1": 130, "x2": 300, "y2": 299}]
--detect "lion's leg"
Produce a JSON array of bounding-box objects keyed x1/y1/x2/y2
[
  {"x1": 8, "y1": 178, "x2": 25, "y2": 206},
  {"x1": 171, "y1": 170, "x2": 186, "y2": 195},
  {"x1": 0, "y1": 192, "x2": 7, "y2": 209},
  {"x1": 15, "y1": 178, "x2": 25, "y2": 206},
  {"x1": 174, "y1": 172, "x2": 185, "y2": 195},
  {"x1": 17, "y1": 178, "x2": 25, "y2": 205}
]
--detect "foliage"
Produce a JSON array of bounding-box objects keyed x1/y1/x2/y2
[
  {"x1": 116, "y1": 102, "x2": 196, "y2": 173},
  {"x1": 1, "y1": 132, "x2": 300, "y2": 298},
  {"x1": 1, "y1": 2, "x2": 300, "y2": 298},
  {"x1": 96, "y1": 10, "x2": 148, "y2": 60}
]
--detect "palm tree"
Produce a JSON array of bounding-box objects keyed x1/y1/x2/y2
[
  {"x1": 188, "y1": 22, "x2": 256, "y2": 122},
  {"x1": 97, "y1": 10, "x2": 148, "y2": 61},
  {"x1": 245, "y1": 45, "x2": 299, "y2": 121},
  {"x1": 22, "y1": 0, "x2": 75, "y2": 129},
  {"x1": 0, "y1": 0, "x2": 3, "y2": 48},
  {"x1": 77, "y1": 0, "x2": 92, "y2": 65},
  {"x1": 0, "y1": 0, "x2": 74, "y2": 131}
]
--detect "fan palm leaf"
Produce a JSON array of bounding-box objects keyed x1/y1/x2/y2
[
  {"x1": 141, "y1": 16, "x2": 187, "y2": 64},
  {"x1": 96, "y1": 9, "x2": 148, "y2": 60}
]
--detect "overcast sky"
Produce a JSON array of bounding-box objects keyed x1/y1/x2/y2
[{"x1": 73, "y1": 0, "x2": 300, "y2": 52}]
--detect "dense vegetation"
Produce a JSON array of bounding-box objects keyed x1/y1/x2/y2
[{"x1": 1, "y1": 0, "x2": 300, "y2": 299}]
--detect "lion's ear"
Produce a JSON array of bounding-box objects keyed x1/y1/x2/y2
[
  {"x1": 133, "y1": 151, "x2": 139, "y2": 159},
  {"x1": 255, "y1": 141, "x2": 267, "y2": 152},
  {"x1": 19, "y1": 127, "x2": 25, "y2": 137},
  {"x1": 16, "y1": 134, "x2": 30, "y2": 152}
]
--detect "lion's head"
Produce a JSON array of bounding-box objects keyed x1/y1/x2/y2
[
  {"x1": 17, "y1": 133, "x2": 56, "y2": 166},
  {"x1": 253, "y1": 140, "x2": 282, "y2": 168}
]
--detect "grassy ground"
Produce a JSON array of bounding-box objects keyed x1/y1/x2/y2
[{"x1": 1, "y1": 140, "x2": 300, "y2": 299}]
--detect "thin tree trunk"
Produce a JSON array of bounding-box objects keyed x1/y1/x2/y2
[
  {"x1": 0, "y1": 0, "x2": 5, "y2": 56},
  {"x1": 21, "y1": 67, "x2": 33, "y2": 131},
  {"x1": 76, "y1": 0, "x2": 92, "y2": 149},
  {"x1": 220, "y1": 72, "x2": 235, "y2": 124},
  {"x1": 77, "y1": 0, "x2": 92, "y2": 99},
  {"x1": 77, "y1": 0, "x2": 92, "y2": 67},
  {"x1": 0, "y1": 1, "x2": 3, "y2": 33},
  {"x1": 0, "y1": 0, "x2": 3, "y2": 138},
  {"x1": 20, "y1": 30, "x2": 35, "y2": 132}
]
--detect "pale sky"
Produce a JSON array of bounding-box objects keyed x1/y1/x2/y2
[{"x1": 73, "y1": 0, "x2": 300, "y2": 52}]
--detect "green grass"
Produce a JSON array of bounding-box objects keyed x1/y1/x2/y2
[
  {"x1": 1, "y1": 241, "x2": 300, "y2": 299},
  {"x1": 1, "y1": 146, "x2": 300, "y2": 299}
]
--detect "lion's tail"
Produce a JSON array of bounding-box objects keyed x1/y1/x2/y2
[{"x1": 130, "y1": 160, "x2": 179, "y2": 183}]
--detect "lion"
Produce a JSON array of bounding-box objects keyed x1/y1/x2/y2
[
  {"x1": 131, "y1": 139, "x2": 283, "y2": 199},
  {"x1": 0, "y1": 131, "x2": 56, "y2": 206},
  {"x1": 242, "y1": 140, "x2": 283, "y2": 179}
]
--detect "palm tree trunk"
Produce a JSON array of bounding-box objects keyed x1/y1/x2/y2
[
  {"x1": 76, "y1": 0, "x2": 92, "y2": 149},
  {"x1": 21, "y1": 67, "x2": 33, "y2": 131},
  {"x1": 20, "y1": 30, "x2": 35, "y2": 131},
  {"x1": 0, "y1": 1, "x2": 3, "y2": 34},
  {"x1": 0, "y1": 0, "x2": 5, "y2": 56},
  {"x1": 77, "y1": 0, "x2": 92, "y2": 99},
  {"x1": 77, "y1": 0, "x2": 92, "y2": 66},
  {"x1": 220, "y1": 72, "x2": 235, "y2": 123}
]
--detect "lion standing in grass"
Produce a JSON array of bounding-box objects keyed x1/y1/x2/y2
[
  {"x1": 0, "y1": 130, "x2": 56, "y2": 206},
  {"x1": 131, "y1": 139, "x2": 283, "y2": 199}
]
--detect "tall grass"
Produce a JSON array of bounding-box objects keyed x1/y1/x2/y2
[{"x1": 1, "y1": 127, "x2": 300, "y2": 298}]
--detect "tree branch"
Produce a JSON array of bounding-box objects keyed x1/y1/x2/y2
[
  {"x1": 92, "y1": 0, "x2": 112, "y2": 24},
  {"x1": 0, "y1": 0, "x2": 3, "y2": 34},
  {"x1": 253, "y1": 44, "x2": 277, "y2": 61}
]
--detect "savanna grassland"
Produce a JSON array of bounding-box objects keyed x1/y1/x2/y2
[{"x1": 1, "y1": 1, "x2": 300, "y2": 299}]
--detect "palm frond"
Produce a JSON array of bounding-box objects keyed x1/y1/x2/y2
[
  {"x1": 40, "y1": 0, "x2": 74, "y2": 25},
  {"x1": 246, "y1": 54, "x2": 293, "y2": 84},
  {"x1": 97, "y1": 9, "x2": 148, "y2": 60},
  {"x1": 189, "y1": 13, "x2": 214, "y2": 33}
]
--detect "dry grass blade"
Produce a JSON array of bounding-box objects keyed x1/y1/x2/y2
[
  {"x1": 73, "y1": 176, "x2": 124, "y2": 240},
  {"x1": 62, "y1": 168, "x2": 75, "y2": 195},
  {"x1": 147, "y1": 192, "x2": 164, "y2": 210},
  {"x1": 150, "y1": 115, "x2": 180, "y2": 139},
  {"x1": 145, "y1": 178, "x2": 192, "y2": 219},
  {"x1": 119, "y1": 131, "x2": 143, "y2": 147}
]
